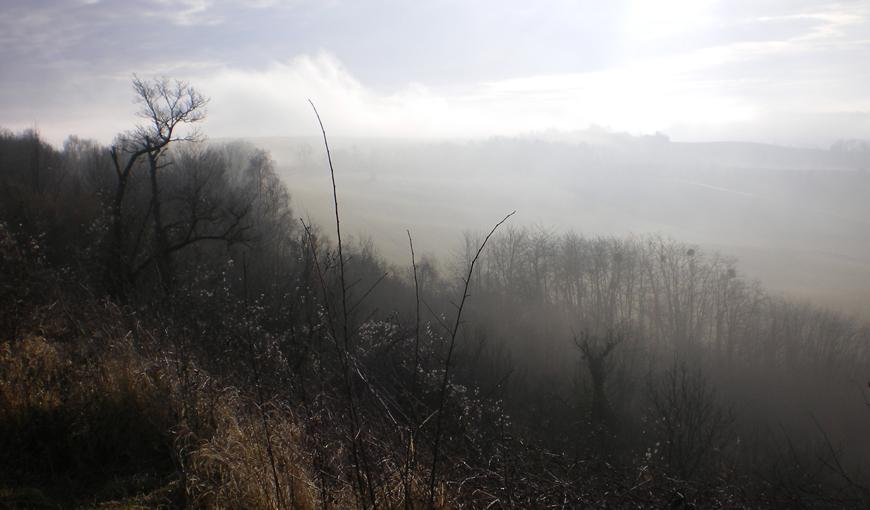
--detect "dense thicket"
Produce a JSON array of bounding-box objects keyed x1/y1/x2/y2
[{"x1": 1, "y1": 118, "x2": 869, "y2": 509}]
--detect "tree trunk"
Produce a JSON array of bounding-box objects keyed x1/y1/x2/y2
[
  {"x1": 107, "y1": 174, "x2": 128, "y2": 298},
  {"x1": 148, "y1": 152, "x2": 172, "y2": 292}
]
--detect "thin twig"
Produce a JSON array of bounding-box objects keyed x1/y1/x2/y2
[
  {"x1": 308, "y1": 101, "x2": 379, "y2": 509},
  {"x1": 404, "y1": 230, "x2": 422, "y2": 510},
  {"x1": 428, "y1": 211, "x2": 516, "y2": 505}
]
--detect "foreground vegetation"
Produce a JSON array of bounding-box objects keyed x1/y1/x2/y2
[{"x1": 2, "y1": 79, "x2": 869, "y2": 508}]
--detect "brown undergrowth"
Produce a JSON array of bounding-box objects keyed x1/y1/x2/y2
[
  {"x1": 0, "y1": 292, "x2": 326, "y2": 509},
  {"x1": 0, "y1": 219, "x2": 447, "y2": 510}
]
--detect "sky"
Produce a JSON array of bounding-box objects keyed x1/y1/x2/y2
[{"x1": 2, "y1": 0, "x2": 870, "y2": 147}]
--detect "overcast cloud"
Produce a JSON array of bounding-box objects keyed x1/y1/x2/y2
[{"x1": 2, "y1": 0, "x2": 869, "y2": 146}]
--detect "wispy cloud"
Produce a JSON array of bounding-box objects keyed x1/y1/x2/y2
[
  {"x1": 193, "y1": 52, "x2": 756, "y2": 140},
  {"x1": 1, "y1": 0, "x2": 868, "y2": 146},
  {"x1": 150, "y1": 0, "x2": 222, "y2": 26}
]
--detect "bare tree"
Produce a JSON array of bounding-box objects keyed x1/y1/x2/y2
[
  {"x1": 128, "y1": 145, "x2": 257, "y2": 284},
  {"x1": 574, "y1": 329, "x2": 624, "y2": 430},
  {"x1": 107, "y1": 75, "x2": 208, "y2": 295}
]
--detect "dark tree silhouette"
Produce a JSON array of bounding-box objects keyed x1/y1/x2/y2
[
  {"x1": 107, "y1": 76, "x2": 207, "y2": 295},
  {"x1": 575, "y1": 329, "x2": 623, "y2": 431}
]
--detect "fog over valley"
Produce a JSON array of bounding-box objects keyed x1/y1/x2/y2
[{"x1": 246, "y1": 133, "x2": 870, "y2": 318}]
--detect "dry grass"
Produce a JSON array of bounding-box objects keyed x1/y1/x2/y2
[
  {"x1": 181, "y1": 396, "x2": 320, "y2": 509},
  {"x1": 0, "y1": 303, "x2": 329, "y2": 509}
]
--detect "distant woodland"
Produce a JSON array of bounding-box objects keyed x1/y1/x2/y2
[{"x1": 2, "y1": 78, "x2": 870, "y2": 509}]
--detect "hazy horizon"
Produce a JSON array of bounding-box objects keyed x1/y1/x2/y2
[{"x1": 223, "y1": 134, "x2": 868, "y2": 319}]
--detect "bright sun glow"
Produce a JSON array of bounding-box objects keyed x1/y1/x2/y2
[{"x1": 625, "y1": 0, "x2": 717, "y2": 41}]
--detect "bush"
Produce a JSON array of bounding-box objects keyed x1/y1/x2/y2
[{"x1": 645, "y1": 362, "x2": 734, "y2": 479}]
